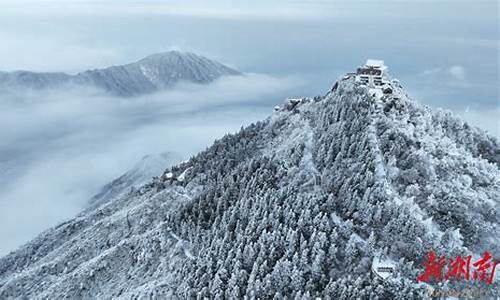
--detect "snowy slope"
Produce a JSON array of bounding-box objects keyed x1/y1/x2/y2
[
  {"x1": 0, "y1": 71, "x2": 71, "y2": 91},
  {"x1": 0, "y1": 51, "x2": 239, "y2": 96},
  {"x1": 87, "y1": 152, "x2": 183, "y2": 209},
  {"x1": 0, "y1": 68, "x2": 498, "y2": 299}
]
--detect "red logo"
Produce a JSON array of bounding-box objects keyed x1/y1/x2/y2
[{"x1": 417, "y1": 251, "x2": 497, "y2": 285}]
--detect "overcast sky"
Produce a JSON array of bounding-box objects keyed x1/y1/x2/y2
[
  {"x1": 0, "y1": 1, "x2": 498, "y2": 110},
  {"x1": 0, "y1": 0, "x2": 498, "y2": 255}
]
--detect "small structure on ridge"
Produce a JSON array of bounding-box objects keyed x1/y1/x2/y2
[{"x1": 356, "y1": 59, "x2": 388, "y2": 88}]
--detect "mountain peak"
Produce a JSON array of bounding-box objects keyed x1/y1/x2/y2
[
  {"x1": 0, "y1": 51, "x2": 239, "y2": 96},
  {"x1": 139, "y1": 50, "x2": 200, "y2": 61},
  {"x1": 136, "y1": 51, "x2": 238, "y2": 73}
]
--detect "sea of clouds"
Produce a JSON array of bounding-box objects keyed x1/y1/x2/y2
[{"x1": 0, "y1": 73, "x2": 302, "y2": 256}]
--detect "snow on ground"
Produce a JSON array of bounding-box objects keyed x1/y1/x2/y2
[
  {"x1": 361, "y1": 80, "x2": 449, "y2": 243},
  {"x1": 167, "y1": 229, "x2": 196, "y2": 260},
  {"x1": 177, "y1": 167, "x2": 192, "y2": 182},
  {"x1": 368, "y1": 88, "x2": 384, "y2": 99},
  {"x1": 140, "y1": 65, "x2": 161, "y2": 87},
  {"x1": 371, "y1": 255, "x2": 396, "y2": 280},
  {"x1": 171, "y1": 189, "x2": 193, "y2": 201}
]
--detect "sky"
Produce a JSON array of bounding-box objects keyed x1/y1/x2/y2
[{"x1": 0, "y1": 0, "x2": 498, "y2": 256}]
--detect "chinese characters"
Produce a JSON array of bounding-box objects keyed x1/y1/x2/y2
[{"x1": 417, "y1": 251, "x2": 497, "y2": 285}]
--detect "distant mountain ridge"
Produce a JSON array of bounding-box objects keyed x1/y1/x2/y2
[{"x1": 0, "y1": 51, "x2": 240, "y2": 96}]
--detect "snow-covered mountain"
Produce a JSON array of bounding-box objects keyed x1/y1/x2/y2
[
  {"x1": 87, "y1": 152, "x2": 183, "y2": 210},
  {"x1": 0, "y1": 64, "x2": 498, "y2": 299},
  {"x1": 0, "y1": 71, "x2": 71, "y2": 90},
  {"x1": 0, "y1": 51, "x2": 239, "y2": 96}
]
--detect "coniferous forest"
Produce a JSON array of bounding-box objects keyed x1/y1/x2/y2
[{"x1": 1, "y1": 76, "x2": 498, "y2": 299}]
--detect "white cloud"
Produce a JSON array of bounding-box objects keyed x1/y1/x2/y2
[
  {"x1": 421, "y1": 65, "x2": 467, "y2": 81},
  {"x1": 0, "y1": 74, "x2": 302, "y2": 256},
  {"x1": 421, "y1": 67, "x2": 443, "y2": 76},
  {"x1": 448, "y1": 65, "x2": 467, "y2": 81},
  {"x1": 419, "y1": 65, "x2": 471, "y2": 89}
]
